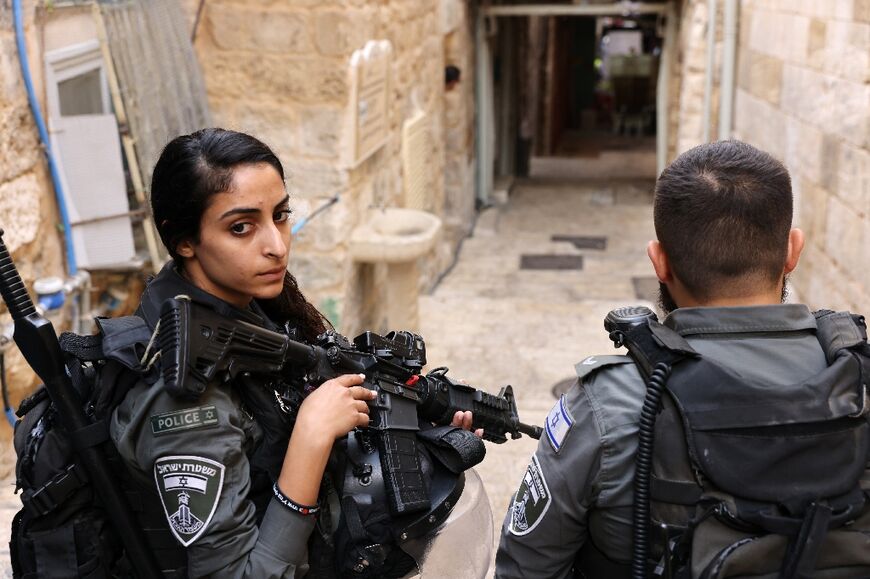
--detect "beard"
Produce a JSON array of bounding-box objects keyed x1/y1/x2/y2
[{"x1": 658, "y1": 274, "x2": 791, "y2": 316}]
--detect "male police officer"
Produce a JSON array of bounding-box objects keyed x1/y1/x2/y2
[{"x1": 494, "y1": 140, "x2": 822, "y2": 577}]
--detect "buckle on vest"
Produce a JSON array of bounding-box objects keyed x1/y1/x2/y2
[{"x1": 23, "y1": 463, "x2": 88, "y2": 517}]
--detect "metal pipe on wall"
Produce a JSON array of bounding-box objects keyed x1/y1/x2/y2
[
  {"x1": 702, "y1": 0, "x2": 717, "y2": 142},
  {"x1": 718, "y1": 0, "x2": 738, "y2": 139},
  {"x1": 474, "y1": 8, "x2": 495, "y2": 204},
  {"x1": 656, "y1": 2, "x2": 678, "y2": 175}
]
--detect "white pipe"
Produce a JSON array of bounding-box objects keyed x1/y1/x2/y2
[
  {"x1": 474, "y1": 10, "x2": 494, "y2": 204},
  {"x1": 657, "y1": 2, "x2": 678, "y2": 175},
  {"x1": 702, "y1": 0, "x2": 717, "y2": 142},
  {"x1": 718, "y1": 0, "x2": 738, "y2": 139},
  {"x1": 63, "y1": 270, "x2": 92, "y2": 334}
]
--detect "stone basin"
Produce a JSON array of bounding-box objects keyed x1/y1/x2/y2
[{"x1": 350, "y1": 208, "x2": 442, "y2": 264}]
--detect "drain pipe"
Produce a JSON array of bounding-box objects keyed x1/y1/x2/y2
[
  {"x1": 702, "y1": 0, "x2": 717, "y2": 142},
  {"x1": 13, "y1": 0, "x2": 77, "y2": 274},
  {"x1": 718, "y1": 0, "x2": 738, "y2": 139},
  {"x1": 656, "y1": 1, "x2": 678, "y2": 175}
]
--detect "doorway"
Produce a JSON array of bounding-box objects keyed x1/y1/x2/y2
[{"x1": 476, "y1": 2, "x2": 675, "y2": 201}]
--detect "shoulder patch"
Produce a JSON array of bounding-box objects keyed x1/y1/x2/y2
[
  {"x1": 150, "y1": 406, "x2": 218, "y2": 436},
  {"x1": 508, "y1": 454, "x2": 551, "y2": 536},
  {"x1": 545, "y1": 395, "x2": 574, "y2": 453},
  {"x1": 574, "y1": 355, "x2": 632, "y2": 381},
  {"x1": 154, "y1": 455, "x2": 225, "y2": 547}
]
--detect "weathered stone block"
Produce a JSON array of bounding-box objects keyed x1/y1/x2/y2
[
  {"x1": 785, "y1": 119, "x2": 823, "y2": 186},
  {"x1": 748, "y1": 10, "x2": 811, "y2": 62},
  {"x1": 0, "y1": 105, "x2": 39, "y2": 183},
  {"x1": 746, "y1": 51, "x2": 784, "y2": 105},
  {"x1": 314, "y1": 10, "x2": 374, "y2": 56},
  {"x1": 273, "y1": 56, "x2": 350, "y2": 104},
  {"x1": 734, "y1": 90, "x2": 787, "y2": 161},
  {"x1": 781, "y1": 64, "x2": 868, "y2": 148},
  {"x1": 0, "y1": 33, "x2": 25, "y2": 107},
  {"x1": 0, "y1": 173, "x2": 43, "y2": 252},
  {"x1": 290, "y1": 249, "x2": 348, "y2": 291},
  {"x1": 824, "y1": 194, "x2": 864, "y2": 276},
  {"x1": 207, "y1": 4, "x2": 311, "y2": 54},
  {"x1": 797, "y1": 178, "x2": 829, "y2": 244},
  {"x1": 807, "y1": 18, "x2": 826, "y2": 63},
  {"x1": 834, "y1": 144, "x2": 870, "y2": 216},
  {"x1": 284, "y1": 158, "x2": 350, "y2": 199},
  {"x1": 857, "y1": 0, "x2": 870, "y2": 22},
  {"x1": 231, "y1": 102, "x2": 299, "y2": 153},
  {"x1": 297, "y1": 105, "x2": 344, "y2": 159},
  {"x1": 825, "y1": 21, "x2": 870, "y2": 83},
  {"x1": 293, "y1": 193, "x2": 352, "y2": 252}
]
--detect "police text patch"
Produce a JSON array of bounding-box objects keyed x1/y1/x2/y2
[
  {"x1": 150, "y1": 406, "x2": 218, "y2": 436},
  {"x1": 154, "y1": 456, "x2": 225, "y2": 547},
  {"x1": 508, "y1": 454, "x2": 551, "y2": 536},
  {"x1": 545, "y1": 395, "x2": 574, "y2": 453}
]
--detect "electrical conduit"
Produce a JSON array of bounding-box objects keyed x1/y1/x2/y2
[{"x1": 13, "y1": 0, "x2": 78, "y2": 274}]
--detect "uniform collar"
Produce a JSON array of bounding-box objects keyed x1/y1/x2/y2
[
  {"x1": 662, "y1": 304, "x2": 817, "y2": 337},
  {"x1": 137, "y1": 260, "x2": 271, "y2": 330}
]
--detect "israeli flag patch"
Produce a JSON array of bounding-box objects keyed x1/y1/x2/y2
[{"x1": 545, "y1": 395, "x2": 574, "y2": 453}]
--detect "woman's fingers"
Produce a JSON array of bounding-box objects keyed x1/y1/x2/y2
[
  {"x1": 451, "y1": 410, "x2": 475, "y2": 431},
  {"x1": 353, "y1": 400, "x2": 370, "y2": 414},
  {"x1": 348, "y1": 385, "x2": 377, "y2": 401},
  {"x1": 330, "y1": 373, "x2": 366, "y2": 387}
]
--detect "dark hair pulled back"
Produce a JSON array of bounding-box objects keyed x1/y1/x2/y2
[{"x1": 150, "y1": 128, "x2": 331, "y2": 341}]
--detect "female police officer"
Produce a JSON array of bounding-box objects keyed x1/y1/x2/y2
[{"x1": 110, "y1": 128, "x2": 389, "y2": 577}]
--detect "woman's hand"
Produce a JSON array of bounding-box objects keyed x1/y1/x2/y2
[
  {"x1": 280, "y1": 374, "x2": 375, "y2": 505},
  {"x1": 451, "y1": 410, "x2": 484, "y2": 438},
  {"x1": 296, "y1": 373, "x2": 377, "y2": 443}
]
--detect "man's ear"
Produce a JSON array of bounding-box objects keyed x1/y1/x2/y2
[
  {"x1": 784, "y1": 228, "x2": 805, "y2": 274},
  {"x1": 647, "y1": 240, "x2": 673, "y2": 283},
  {"x1": 176, "y1": 239, "x2": 195, "y2": 259}
]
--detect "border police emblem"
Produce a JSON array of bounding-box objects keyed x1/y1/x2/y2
[
  {"x1": 154, "y1": 455, "x2": 225, "y2": 546},
  {"x1": 508, "y1": 454, "x2": 551, "y2": 536}
]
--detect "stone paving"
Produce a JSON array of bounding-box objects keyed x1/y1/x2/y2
[
  {"x1": 0, "y1": 177, "x2": 657, "y2": 577},
  {"x1": 418, "y1": 177, "x2": 657, "y2": 575}
]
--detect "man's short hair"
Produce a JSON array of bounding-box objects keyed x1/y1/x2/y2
[{"x1": 653, "y1": 140, "x2": 793, "y2": 300}]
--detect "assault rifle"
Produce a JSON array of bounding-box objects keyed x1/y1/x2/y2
[{"x1": 158, "y1": 296, "x2": 541, "y2": 516}]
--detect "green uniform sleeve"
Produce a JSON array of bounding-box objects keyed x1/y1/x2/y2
[
  {"x1": 494, "y1": 381, "x2": 603, "y2": 579},
  {"x1": 111, "y1": 378, "x2": 315, "y2": 578}
]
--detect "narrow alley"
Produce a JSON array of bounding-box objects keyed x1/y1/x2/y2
[
  {"x1": 418, "y1": 175, "x2": 658, "y2": 571},
  {"x1": 0, "y1": 176, "x2": 659, "y2": 578}
]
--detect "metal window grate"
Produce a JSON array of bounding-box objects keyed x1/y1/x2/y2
[
  {"x1": 520, "y1": 255, "x2": 584, "y2": 270},
  {"x1": 551, "y1": 235, "x2": 607, "y2": 250}
]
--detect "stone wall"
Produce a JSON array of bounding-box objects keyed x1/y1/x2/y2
[
  {"x1": 669, "y1": 0, "x2": 869, "y2": 311},
  {"x1": 734, "y1": 0, "x2": 869, "y2": 311},
  {"x1": 193, "y1": 0, "x2": 476, "y2": 335},
  {"x1": 0, "y1": 2, "x2": 68, "y2": 475}
]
